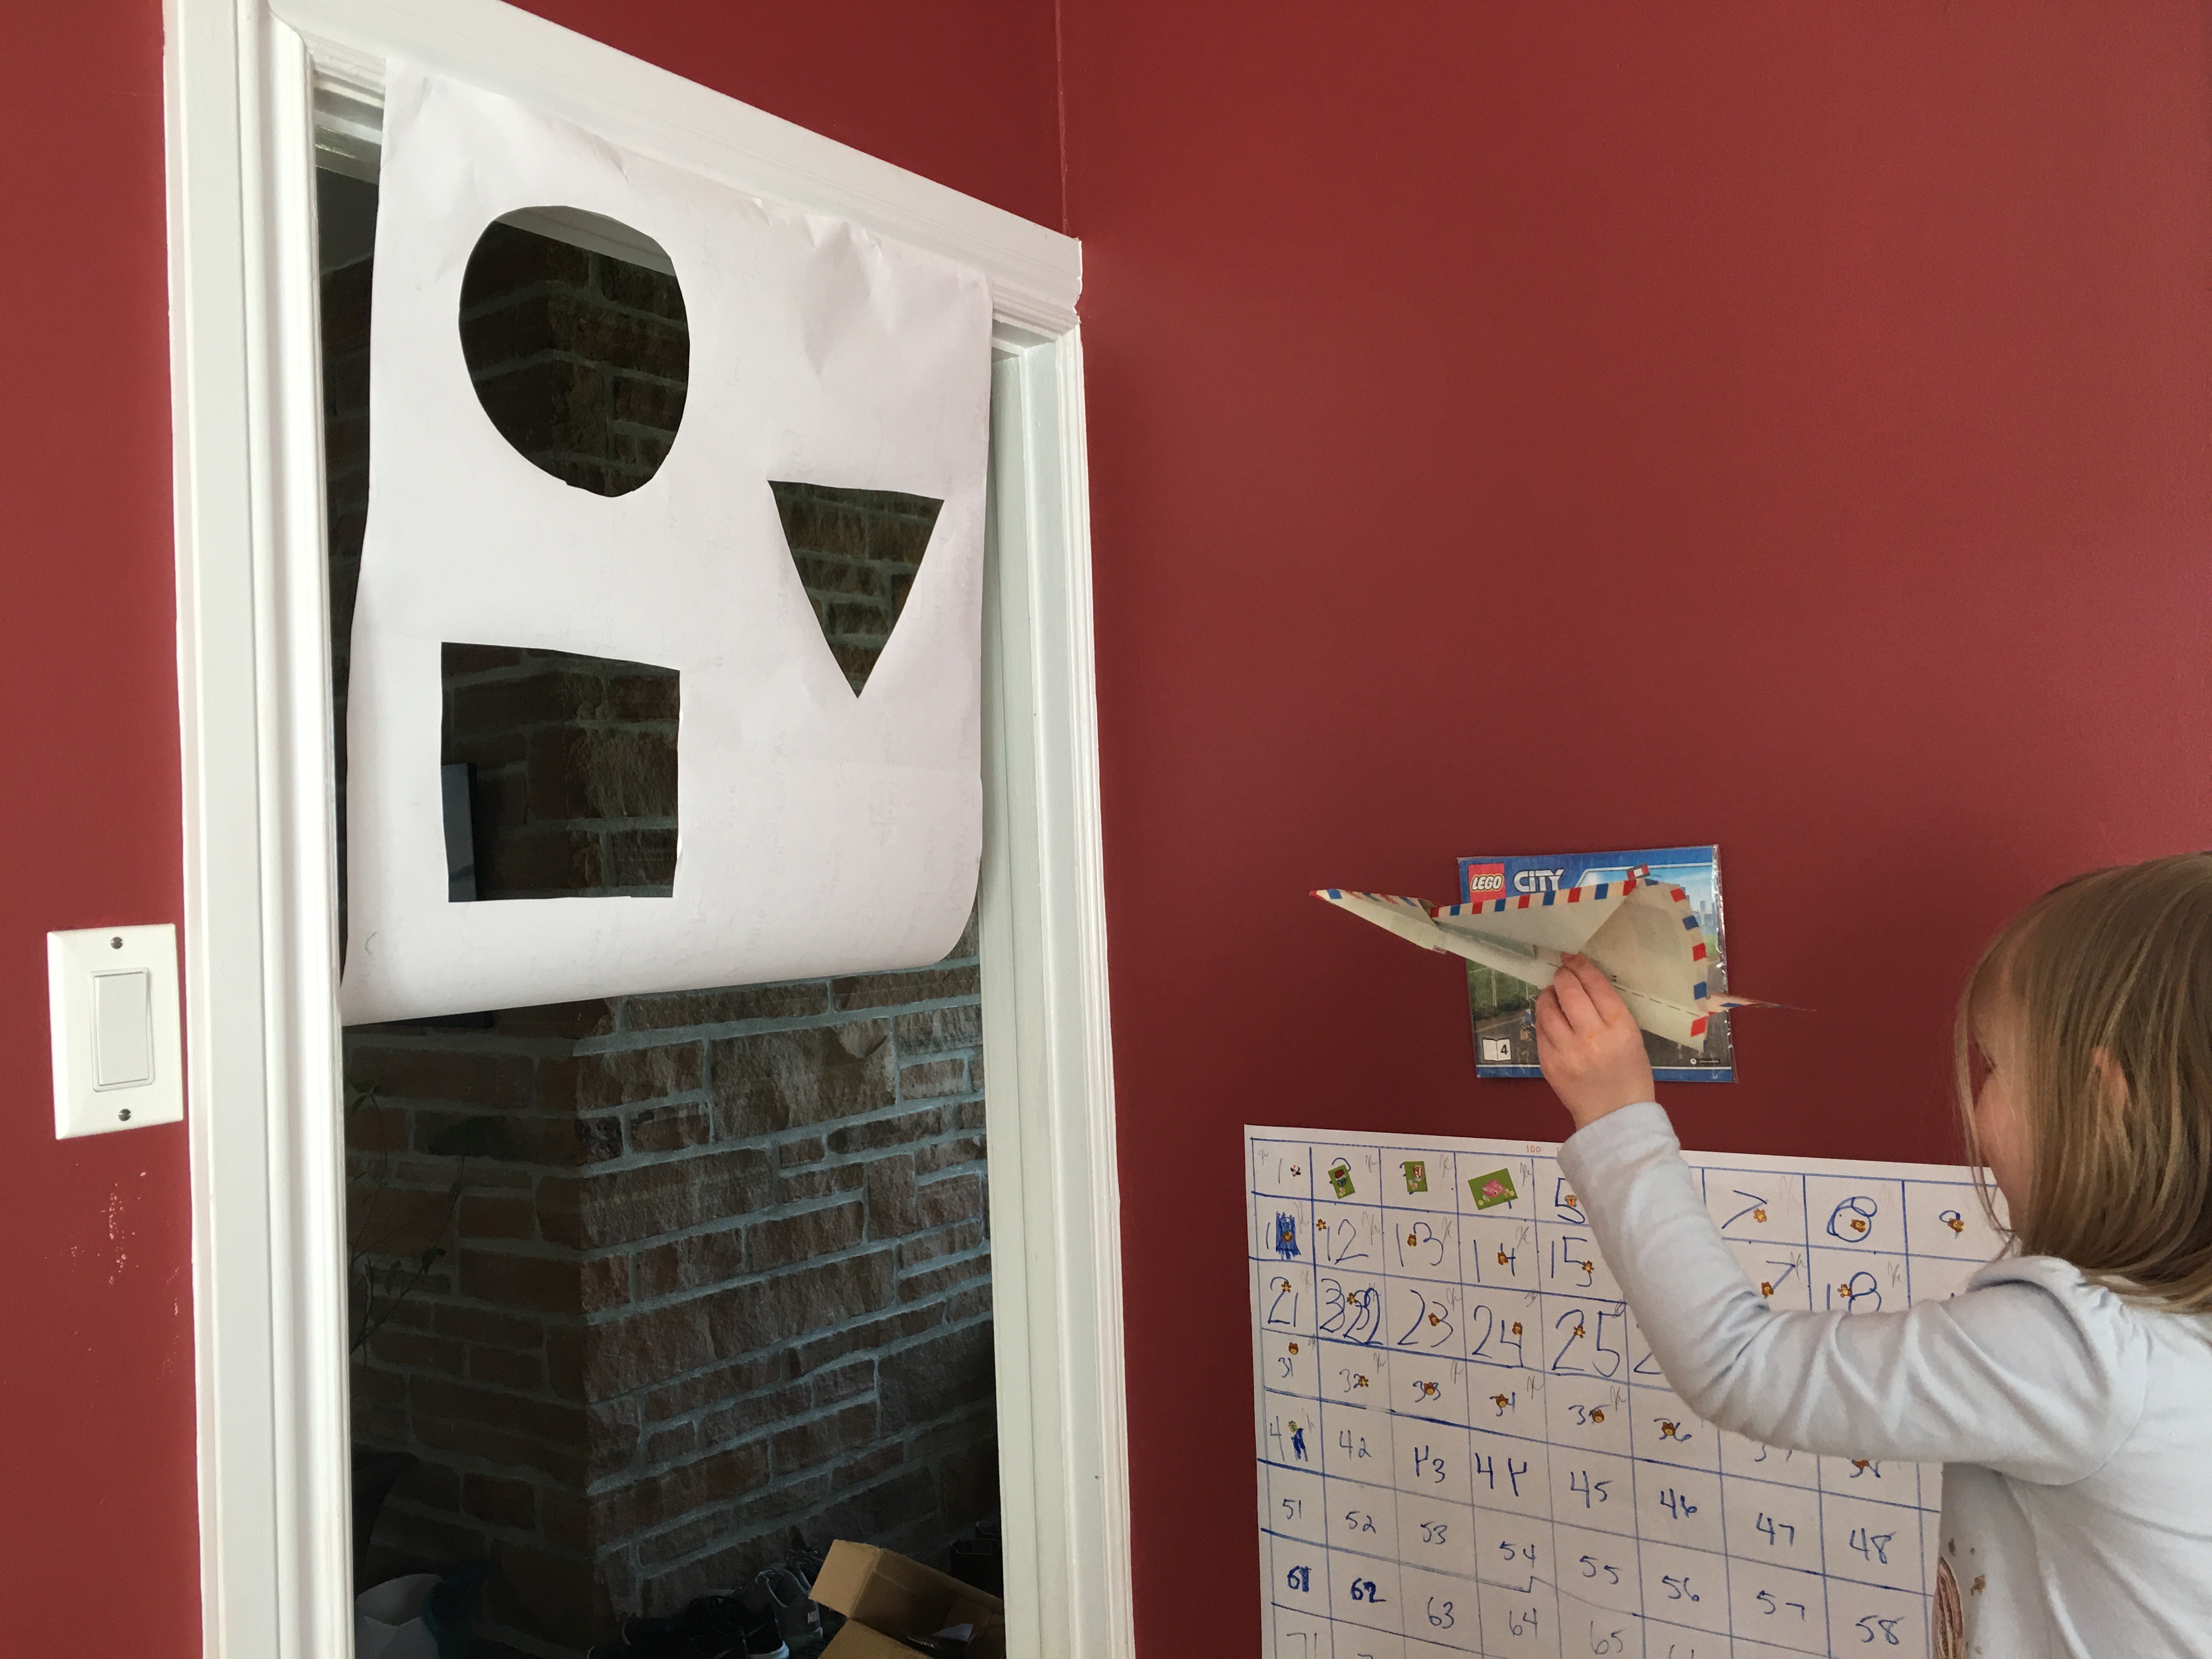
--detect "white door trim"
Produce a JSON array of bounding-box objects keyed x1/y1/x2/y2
[{"x1": 162, "y1": 3, "x2": 1127, "y2": 1654}]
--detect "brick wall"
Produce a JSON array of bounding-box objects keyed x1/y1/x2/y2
[
  {"x1": 326, "y1": 213, "x2": 996, "y2": 1654},
  {"x1": 343, "y1": 943, "x2": 995, "y2": 1644}
]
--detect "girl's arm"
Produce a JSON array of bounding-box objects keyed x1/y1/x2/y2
[
  {"x1": 1558, "y1": 1101, "x2": 2145, "y2": 1482},
  {"x1": 1535, "y1": 956, "x2": 2146, "y2": 1485}
]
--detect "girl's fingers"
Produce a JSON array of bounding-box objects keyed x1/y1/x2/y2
[
  {"x1": 1565, "y1": 954, "x2": 1628, "y2": 1019},
  {"x1": 1534, "y1": 988, "x2": 1568, "y2": 1046},
  {"x1": 1550, "y1": 962, "x2": 1601, "y2": 1031}
]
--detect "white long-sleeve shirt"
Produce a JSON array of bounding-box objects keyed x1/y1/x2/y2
[{"x1": 1556, "y1": 1102, "x2": 2212, "y2": 1658}]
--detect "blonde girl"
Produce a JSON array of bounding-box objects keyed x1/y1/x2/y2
[{"x1": 1537, "y1": 853, "x2": 2212, "y2": 1658}]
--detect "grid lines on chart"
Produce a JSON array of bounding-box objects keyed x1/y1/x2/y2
[{"x1": 1248, "y1": 1126, "x2": 2003, "y2": 1659}]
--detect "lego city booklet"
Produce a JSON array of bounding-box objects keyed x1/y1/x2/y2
[{"x1": 1457, "y1": 844, "x2": 1736, "y2": 1081}]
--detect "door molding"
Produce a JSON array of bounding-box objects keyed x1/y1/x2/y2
[{"x1": 162, "y1": 3, "x2": 1127, "y2": 1652}]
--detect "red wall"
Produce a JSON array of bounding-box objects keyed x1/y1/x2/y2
[
  {"x1": 515, "y1": 0, "x2": 1064, "y2": 229},
  {"x1": 0, "y1": 1, "x2": 199, "y2": 1641},
  {"x1": 1057, "y1": 3, "x2": 2212, "y2": 1652},
  {"x1": 0, "y1": 3, "x2": 1057, "y2": 1648}
]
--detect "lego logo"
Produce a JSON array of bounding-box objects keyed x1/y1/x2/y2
[{"x1": 1466, "y1": 863, "x2": 1506, "y2": 894}]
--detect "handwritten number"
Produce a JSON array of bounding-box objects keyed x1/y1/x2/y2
[
  {"x1": 1722, "y1": 1189, "x2": 1769, "y2": 1229},
  {"x1": 1593, "y1": 1308, "x2": 1624, "y2": 1377},
  {"x1": 1553, "y1": 1306, "x2": 1590, "y2": 1373},
  {"x1": 1398, "y1": 1286, "x2": 1429, "y2": 1346}
]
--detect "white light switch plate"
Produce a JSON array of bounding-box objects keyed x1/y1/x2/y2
[{"x1": 48, "y1": 924, "x2": 184, "y2": 1138}]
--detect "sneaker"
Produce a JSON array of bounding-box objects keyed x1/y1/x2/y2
[
  {"x1": 611, "y1": 1611, "x2": 720, "y2": 1659},
  {"x1": 693, "y1": 1596, "x2": 787, "y2": 1659},
  {"x1": 740, "y1": 1604, "x2": 791, "y2": 1659},
  {"x1": 672, "y1": 1594, "x2": 787, "y2": 1659},
  {"x1": 754, "y1": 1564, "x2": 819, "y2": 1647},
  {"x1": 947, "y1": 1523, "x2": 1002, "y2": 1599}
]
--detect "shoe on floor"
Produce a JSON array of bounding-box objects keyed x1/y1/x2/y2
[
  {"x1": 737, "y1": 1599, "x2": 790, "y2": 1659},
  {"x1": 668, "y1": 1592, "x2": 787, "y2": 1659},
  {"x1": 754, "y1": 1564, "x2": 819, "y2": 1647}
]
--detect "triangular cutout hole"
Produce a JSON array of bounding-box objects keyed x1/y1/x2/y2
[{"x1": 769, "y1": 481, "x2": 943, "y2": 695}]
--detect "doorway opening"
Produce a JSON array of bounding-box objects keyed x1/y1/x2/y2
[{"x1": 320, "y1": 161, "x2": 1002, "y2": 1659}]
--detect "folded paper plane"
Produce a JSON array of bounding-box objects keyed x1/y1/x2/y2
[{"x1": 1314, "y1": 873, "x2": 1772, "y2": 1048}]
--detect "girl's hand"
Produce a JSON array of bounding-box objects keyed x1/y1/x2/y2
[{"x1": 1535, "y1": 954, "x2": 1657, "y2": 1130}]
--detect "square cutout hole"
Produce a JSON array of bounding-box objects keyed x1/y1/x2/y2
[{"x1": 441, "y1": 642, "x2": 679, "y2": 899}]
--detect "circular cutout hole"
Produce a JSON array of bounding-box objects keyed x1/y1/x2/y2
[{"x1": 458, "y1": 211, "x2": 687, "y2": 497}]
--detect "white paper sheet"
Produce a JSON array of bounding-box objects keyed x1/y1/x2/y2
[
  {"x1": 1248, "y1": 1124, "x2": 2003, "y2": 1659},
  {"x1": 340, "y1": 66, "x2": 991, "y2": 1023}
]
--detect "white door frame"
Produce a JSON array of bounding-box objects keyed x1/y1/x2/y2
[{"x1": 163, "y1": 3, "x2": 1130, "y2": 1654}]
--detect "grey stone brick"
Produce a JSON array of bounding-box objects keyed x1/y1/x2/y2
[
  {"x1": 914, "y1": 1135, "x2": 988, "y2": 1175},
  {"x1": 892, "y1": 1002, "x2": 981, "y2": 1054},
  {"x1": 831, "y1": 964, "x2": 980, "y2": 1011},
  {"x1": 770, "y1": 1401, "x2": 878, "y2": 1476},
  {"x1": 915, "y1": 1172, "x2": 986, "y2": 1229},
  {"x1": 590, "y1": 1438, "x2": 769, "y2": 1539},
  {"x1": 865, "y1": 1155, "x2": 918, "y2": 1239},
  {"x1": 623, "y1": 980, "x2": 830, "y2": 1030},
  {"x1": 788, "y1": 1304, "x2": 944, "y2": 1378},
  {"x1": 538, "y1": 1148, "x2": 774, "y2": 1250},
  {"x1": 580, "y1": 1302, "x2": 715, "y2": 1398},
  {"x1": 706, "y1": 1250, "x2": 898, "y2": 1358},
  {"x1": 899, "y1": 1221, "x2": 986, "y2": 1271},
  {"x1": 879, "y1": 1321, "x2": 996, "y2": 1432},
  {"x1": 639, "y1": 1352, "x2": 786, "y2": 1423},
  {"x1": 631, "y1": 1224, "x2": 744, "y2": 1301},
  {"x1": 710, "y1": 1021, "x2": 893, "y2": 1139},
  {"x1": 747, "y1": 1201, "x2": 865, "y2": 1273},
  {"x1": 897, "y1": 1057, "x2": 968, "y2": 1099},
  {"x1": 826, "y1": 1107, "x2": 944, "y2": 1156},
  {"x1": 543, "y1": 1043, "x2": 702, "y2": 1112},
  {"x1": 627, "y1": 1101, "x2": 712, "y2": 1154}
]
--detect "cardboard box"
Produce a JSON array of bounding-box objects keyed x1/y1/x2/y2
[{"x1": 814, "y1": 1540, "x2": 1006, "y2": 1659}]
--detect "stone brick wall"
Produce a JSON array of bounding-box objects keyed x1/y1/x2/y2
[
  {"x1": 325, "y1": 211, "x2": 996, "y2": 1654},
  {"x1": 343, "y1": 943, "x2": 995, "y2": 1645}
]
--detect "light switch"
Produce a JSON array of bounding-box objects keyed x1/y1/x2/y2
[
  {"x1": 93, "y1": 970, "x2": 155, "y2": 1088},
  {"x1": 48, "y1": 924, "x2": 184, "y2": 1138}
]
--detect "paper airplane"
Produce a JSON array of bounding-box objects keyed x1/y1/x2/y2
[{"x1": 1314, "y1": 871, "x2": 1775, "y2": 1048}]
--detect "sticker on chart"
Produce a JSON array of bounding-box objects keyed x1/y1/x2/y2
[
  {"x1": 1328, "y1": 1158, "x2": 1356, "y2": 1199},
  {"x1": 1402, "y1": 1159, "x2": 1429, "y2": 1194},
  {"x1": 1470, "y1": 1167, "x2": 1519, "y2": 1209}
]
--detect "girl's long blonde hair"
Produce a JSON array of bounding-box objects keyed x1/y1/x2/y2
[{"x1": 1955, "y1": 853, "x2": 2212, "y2": 1311}]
